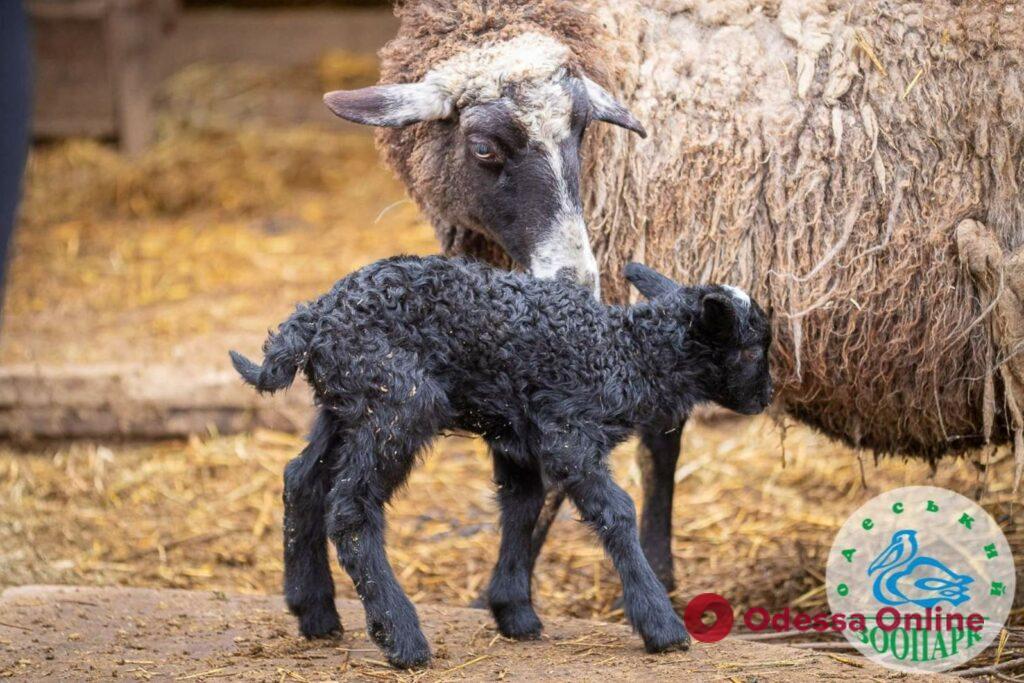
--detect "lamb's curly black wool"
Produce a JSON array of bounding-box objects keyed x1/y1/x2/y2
[{"x1": 231, "y1": 255, "x2": 772, "y2": 669}]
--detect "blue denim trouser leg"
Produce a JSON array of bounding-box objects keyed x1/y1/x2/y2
[{"x1": 0, "y1": 0, "x2": 32, "y2": 324}]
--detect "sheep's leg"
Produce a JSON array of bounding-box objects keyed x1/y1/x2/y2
[
  {"x1": 283, "y1": 410, "x2": 341, "y2": 639},
  {"x1": 327, "y1": 410, "x2": 438, "y2": 669},
  {"x1": 550, "y1": 455, "x2": 690, "y2": 654},
  {"x1": 487, "y1": 449, "x2": 546, "y2": 640},
  {"x1": 637, "y1": 419, "x2": 685, "y2": 592}
]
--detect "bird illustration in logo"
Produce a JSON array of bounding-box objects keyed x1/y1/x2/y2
[{"x1": 867, "y1": 529, "x2": 974, "y2": 608}]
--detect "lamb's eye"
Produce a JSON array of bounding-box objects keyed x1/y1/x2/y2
[
  {"x1": 741, "y1": 347, "x2": 762, "y2": 363},
  {"x1": 469, "y1": 140, "x2": 496, "y2": 161}
]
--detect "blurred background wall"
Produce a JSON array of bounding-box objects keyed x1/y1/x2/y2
[{"x1": 29, "y1": 0, "x2": 396, "y2": 155}]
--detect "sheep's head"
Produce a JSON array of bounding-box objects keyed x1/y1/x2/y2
[
  {"x1": 625, "y1": 263, "x2": 775, "y2": 416},
  {"x1": 323, "y1": 32, "x2": 645, "y2": 298}
]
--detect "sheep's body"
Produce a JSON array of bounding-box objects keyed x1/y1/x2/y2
[
  {"x1": 378, "y1": 0, "x2": 1024, "y2": 465},
  {"x1": 231, "y1": 255, "x2": 771, "y2": 667}
]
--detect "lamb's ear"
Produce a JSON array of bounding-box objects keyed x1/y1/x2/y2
[
  {"x1": 582, "y1": 75, "x2": 646, "y2": 138},
  {"x1": 323, "y1": 82, "x2": 452, "y2": 128},
  {"x1": 624, "y1": 262, "x2": 678, "y2": 299},
  {"x1": 699, "y1": 293, "x2": 739, "y2": 340}
]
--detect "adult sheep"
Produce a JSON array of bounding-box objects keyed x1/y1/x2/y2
[{"x1": 321, "y1": 0, "x2": 1024, "y2": 598}]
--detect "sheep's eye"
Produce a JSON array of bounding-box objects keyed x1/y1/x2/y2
[{"x1": 469, "y1": 139, "x2": 497, "y2": 161}]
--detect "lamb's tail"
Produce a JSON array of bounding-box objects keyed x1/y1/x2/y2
[{"x1": 229, "y1": 310, "x2": 315, "y2": 393}]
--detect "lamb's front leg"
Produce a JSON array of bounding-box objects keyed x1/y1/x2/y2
[
  {"x1": 637, "y1": 419, "x2": 685, "y2": 593},
  {"x1": 487, "y1": 446, "x2": 546, "y2": 640},
  {"x1": 549, "y1": 453, "x2": 690, "y2": 653}
]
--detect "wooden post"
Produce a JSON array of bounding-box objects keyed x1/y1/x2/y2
[
  {"x1": 106, "y1": 0, "x2": 157, "y2": 155},
  {"x1": 28, "y1": 0, "x2": 177, "y2": 154}
]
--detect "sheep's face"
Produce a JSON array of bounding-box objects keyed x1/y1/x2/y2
[
  {"x1": 625, "y1": 264, "x2": 774, "y2": 415},
  {"x1": 322, "y1": 33, "x2": 645, "y2": 299}
]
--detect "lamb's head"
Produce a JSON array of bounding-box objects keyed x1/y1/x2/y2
[
  {"x1": 323, "y1": 32, "x2": 645, "y2": 298},
  {"x1": 625, "y1": 263, "x2": 774, "y2": 416}
]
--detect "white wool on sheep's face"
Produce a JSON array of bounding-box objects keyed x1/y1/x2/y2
[
  {"x1": 423, "y1": 31, "x2": 576, "y2": 148},
  {"x1": 423, "y1": 32, "x2": 571, "y2": 107},
  {"x1": 528, "y1": 117, "x2": 599, "y2": 297},
  {"x1": 510, "y1": 72, "x2": 596, "y2": 296},
  {"x1": 531, "y1": 209, "x2": 601, "y2": 299}
]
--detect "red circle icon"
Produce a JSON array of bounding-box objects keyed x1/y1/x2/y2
[{"x1": 683, "y1": 593, "x2": 734, "y2": 643}]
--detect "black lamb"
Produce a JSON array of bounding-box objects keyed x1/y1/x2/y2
[{"x1": 230, "y1": 255, "x2": 773, "y2": 668}]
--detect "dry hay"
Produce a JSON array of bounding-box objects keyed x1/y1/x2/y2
[
  {"x1": 20, "y1": 49, "x2": 382, "y2": 227},
  {"x1": 3, "y1": 129, "x2": 433, "y2": 369},
  {"x1": 0, "y1": 417, "x2": 1021, "y2": 673}
]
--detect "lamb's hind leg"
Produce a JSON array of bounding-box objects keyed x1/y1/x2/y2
[
  {"x1": 487, "y1": 444, "x2": 546, "y2": 640},
  {"x1": 326, "y1": 394, "x2": 443, "y2": 669},
  {"x1": 283, "y1": 410, "x2": 341, "y2": 638}
]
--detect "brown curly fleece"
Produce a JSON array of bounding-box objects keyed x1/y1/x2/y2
[{"x1": 373, "y1": 0, "x2": 1024, "y2": 482}]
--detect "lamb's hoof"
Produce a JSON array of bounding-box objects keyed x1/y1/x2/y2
[
  {"x1": 384, "y1": 634, "x2": 432, "y2": 669},
  {"x1": 294, "y1": 600, "x2": 343, "y2": 639},
  {"x1": 641, "y1": 616, "x2": 691, "y2": 654},
  {"x1": 493, "y1": 604, "x2": 543, "y2": 640}
]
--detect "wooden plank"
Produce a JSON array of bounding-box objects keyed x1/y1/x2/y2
[
  {"x1": 26, "y1": 0, "x2": 111, "y2": 21},
  {"x1": 0, "y1": 364, "x2": 312, "y2": 439}
]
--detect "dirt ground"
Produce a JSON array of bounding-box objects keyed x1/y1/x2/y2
[
  {"x1": 0, "y1": 585, "x2": 945, "y2": 681},
  {"x1": 1, "y1": 44, "x2": 1023, "y2": 679}
]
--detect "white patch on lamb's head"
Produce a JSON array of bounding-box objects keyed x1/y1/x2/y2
[{"x1": 722, "y1": 285, "x2": 751, "y2": 309}]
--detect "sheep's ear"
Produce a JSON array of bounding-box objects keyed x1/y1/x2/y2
[
  {"x1": 323, "y1": 82, "x2": 452, "y2": 127},
  {"x1": 582, "y1": 75, "x2": 646, "y2": 138},
  {"x1": 699, "y1": 293, "x2": 739, "y2": 340},
  {"x1": 624, "y1": 262, "x2": 678, "y2": 299}
]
